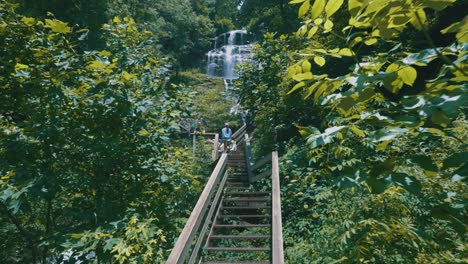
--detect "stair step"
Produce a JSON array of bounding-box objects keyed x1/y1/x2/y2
[
  {"x1": 214, "y1": 224, "x2": 271, "y2": 229},
  {"x1": 226, "y1": 182, "x2": 249, "y2": 186},
  {"x1": 210, "y1": 235, "x2": 270, "y2": 240},
  {"x1": 206, "y1": 247, "x2": 270, "y2": 252},
  {"x1": 202, "y1": 262, "x2": 269, "y2": 264},
  {"x1": 224, "y1": 198, "x2": 270, "y2": 202},
  {"x1": 222, "y1": 206, "x2": 270, "y2": 210},
  {"x1": 225, "y1": 192, "x2": 270, "y2": 196},
  {"x1": 219, "y1": 215, "x2": 270, "y2": 218}
]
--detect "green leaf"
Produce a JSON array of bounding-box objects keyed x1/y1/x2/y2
[
  {"x1": 307, "y1": 26, "x2": 319, "y2": 38},
  {"x1": 302, "y1": 60, "x2": 312, "y2": 72},
  {"x1": 324, "y1": 19, "x2": 334, "y2": 31},
  {"x1": 349, "y1": 126, "x2": 365, "y2": 137},
  {"x1": 313, "y1": 56, "x2": 326, "y2": 66},
  {"x1": 293, "y1": 72, "x2": 313, "y2": 81},
  {"x1": 443, "y1": 152, "x2": 468, "y2": 169},
  {"x1": 288, "y1": 81, "x2": 306, "y2": 94},
  {"x1": 389, "y1": 173, "x2": 422, "y2": 195},
  {"x1": 289, "y1": 0, "x2": 306, "y2": 3},
  {"x1": 338, "y1": 48, "x2": 353, "y2": 56},
  {"x1": 376, "y1": 140, "x2": 390, "y2": 152},
  {"x1": 424, "y1": 0, "x2": 456, "y2": 11},
  {"x1": 398, "y1": 66, "x2": 417, "y2": 86},
  {"x1": 364, "y1": 37, "x2": 378, "y2": 46},
  {"x1": 325, "y1": 0, "x2": 344, "y2": 17},
  {"x1": 408, "y1": 155, "x2": 438, "y2": 172},
  {"x1": 311, "y1": 0, "x2": 325, "y2": 19},
  {"x1": 430, "y1": 110, "x2": 450, "y2": 128},
  {"x1": 306, "y1": 126, "x2": 347, "y2": 149},
  {"x1": 299, "y1": 0, "x2": 310, "y2": 17}
]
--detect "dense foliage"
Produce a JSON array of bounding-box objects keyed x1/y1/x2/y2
[
  {"x1": 0, "y1": 2, "x2": 209, "y2": 263},
  {"x1": 236, "y1": 0, "x2": 467, "y2": 262}
]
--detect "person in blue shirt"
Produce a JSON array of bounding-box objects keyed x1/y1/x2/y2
[{"x1": 221, "y1": 122, "x2": 232, "y2": 152}]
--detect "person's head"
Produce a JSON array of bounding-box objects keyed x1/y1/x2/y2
[{"x1": 224, "y1": 122, "x2": 229, "y2": 127}]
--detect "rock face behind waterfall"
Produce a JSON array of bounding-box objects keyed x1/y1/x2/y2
[{"x1": 206, "y1": 30, "x2": 253, "y2": 82}]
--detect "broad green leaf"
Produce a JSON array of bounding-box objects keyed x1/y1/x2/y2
[
  {"x1": 305, "y1": 81, "x2": 323, "y2": 98},
  {"x1": 430, "y1": 110, "x2": 450, "y2": 127},
  {"x1": 389, "y1": 173, "x2": 422, "y2": 195},
  {"x1": 403, "y1": 48, "x2": 438, "y2": 66},
  {"x1": 409, "y1": 9, "x2": 426, "y2": 31},
  {"x1": 324, "y1": 19, "x2": 334, "y2": 31},
  {"x1": 299, "y1": 0, "x2": 311, "y2": 17},
  {"x1": 293, "y1": 72, "x2": 313, "y2": 81},
  {"x1": 336, "y1": 96, "x2": 355, "y2": 115},
  {"x1": 314, "y1": 56, "x2": 326, "y2": 66},
  {"x1": 424, "y1": 0, "x2": 456, "y2": 11},
  {"x1": 338, "y1": 48, "x2": 353, "y2": 56},
  {"x1": 443, "y1": 152, "x2": 467, "y2": 169},
  {"x1": 349, "y1": 126, "x2": 365, "y2": 137},
  {"x1": 376, "y1": 140, "x2": 390, "y2": 151},
  {"x1": 289, "y1": 0, "x2": 306, "y2": 3},
  {"x1": 20, "y1": 17, "x2": 36, "y2": 27},
  {"x1": 398, "y1": 66, "x2": 417, "y2": 86},
  {"x1": 325, "y1": 0, "x2": 344, "y2": 17},
  {"x1": 45, "y1": 19, "x2": 71, "y2": 34},
  {"x1": 288, "y1": 81, "x2": 306, "y2": 94},
  {"x1": 302, "y1": 60, "x2": 312, "y2": 72},
  {"x1": 138, "y1": 129, "x2": 150, "y2": 137},
  {"x1": 408, "y1": 155, "x2": 438, "y2": 172},
  {"x1": 348, "y1": 0, "x2": 363, "y2": 16},
  {"x1": 307, "y1": 26, "x2": 319, "y2": 38},
  {"x1": 311, "y1": 0, "x2": 326, "y2": 19},
  {"x1": 364, "y1": 37, "x2": 378, "y2": 46}
]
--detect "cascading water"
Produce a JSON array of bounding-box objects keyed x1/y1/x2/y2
[{"x1": 207, "y1": 30, "x2": 253, "y2": 89}]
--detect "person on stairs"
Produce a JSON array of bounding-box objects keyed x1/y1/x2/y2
[{"x1": 221, "y1": 122, "x2": 232, "y2": 153}]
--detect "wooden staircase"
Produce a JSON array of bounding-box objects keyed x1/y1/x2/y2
[{"x1": 166, "y1": 125, "x2": 284, "y2": 264}]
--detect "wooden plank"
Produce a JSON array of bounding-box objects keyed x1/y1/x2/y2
[
  {"x1": 210, "y1": 235, "x2": 270, "y2": 239},
  {"x1": 271, "y1": 151, "x2": 284, "y2": 264},
  {"x1": 206, "y1": 247, "x2": 270, "y2": 252},
  {"x1": 212, "y1": 134, "x2": 219, "y2": 161},
  {"x1": 244, "y1": 133, "x2": 253, "y2": 182},
  {"x1": 166, "y1": 154, "x2": 228, "y2": 264},
  {"x1": 251, "y1": 153, "x2": 272, "y2": 172},
  {"x1": 214, "y1": 224, "x2": 271, "y2": 228},
  {"x1": 251, "y1": 170, "x2": 271, "y2": 183},
  {"x1": 188, "y1": 171, "x2": 229, "y2": 263},
  {"x1": 232, "y1": 124, "x2": 247, "y2": 139}
]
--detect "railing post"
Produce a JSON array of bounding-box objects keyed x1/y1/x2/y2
[
  {"x1": 244, "y1": 133, "x2": 253, "y2": 182},
  {"x1": 271, "y1": 151, "x2": 284, "y2": 264},
  {"x1": 212, "y1": 133, "x2": 219, "y2": 161}
]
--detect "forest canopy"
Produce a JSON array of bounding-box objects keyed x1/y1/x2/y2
[{"x1": 1, "y1": 0, "x2": 467, "y2": 263}]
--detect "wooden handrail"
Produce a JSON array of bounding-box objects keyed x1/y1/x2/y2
[
  {"x1": 166, "y1": 153, "x2": 228, "y2": 264},
  {"x1": 251, "y1": 153, "x2": 272, "y2": 172},
  {"x1": 232, "y1": 124, "x2": 246, "y2": 141},
  {"x1": 271, "y1": 151, "x2": 284, "y2": 264}
]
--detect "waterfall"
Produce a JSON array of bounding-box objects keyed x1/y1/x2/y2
[{"x1": 206, "y1": 30, "x2": 253, "y2": 89}]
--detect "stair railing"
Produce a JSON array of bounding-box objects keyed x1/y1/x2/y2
[
  {"x1": 166, "y1": 125, "x2": 247, "y2": 264},
  {"x1": 249, "y1": 150, "x2": 285, "y2": 264}
]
